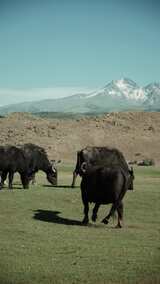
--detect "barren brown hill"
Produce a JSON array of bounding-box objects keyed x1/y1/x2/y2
[{"x1": 0, "y1": 111, "x2": 160, "y2": 164}]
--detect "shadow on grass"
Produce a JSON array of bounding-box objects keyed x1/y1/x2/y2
[
  {"x1": 42, "y1": 184, "x2": 79, "y2": 189},
  {"x1": 33, "y1": 209, "x2": 83, "y2": 226},
  {"x1": 33, "y1": 210, "x2": 143, "y2": 230},
  {"x1": 0, "y1": 186, "x2": 23, "y2": 190}
]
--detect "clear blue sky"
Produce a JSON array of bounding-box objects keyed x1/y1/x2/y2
[{"x1": 0, "y1": 0, "x2": 160, "y2": 91}]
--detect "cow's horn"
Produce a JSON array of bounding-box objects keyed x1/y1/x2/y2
[
  {"x1": 81, "y1": 162, "x2": 87, "y2": 173},
  {"x1": 129, "y1": 166, "x2": 133, "y2": 172}
]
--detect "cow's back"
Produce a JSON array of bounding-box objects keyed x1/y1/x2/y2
[
  {"x1": 82, "y1": 146, "x2": 129, "y2": 170},
  {"x1": 0, "y1": 145, "x2": 26, "y2": 171},
  {"x1": 21, "y1": 143, "x2": 50, "y2": 171}
]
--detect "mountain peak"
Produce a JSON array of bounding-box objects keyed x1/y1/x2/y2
[
  {"x1": 115, "y1": 78, "x2": 139, "y2": 88},
  {"x1": 104, "y1": 78, "x2": 138, "y2": 90},
  {"x1": 108, "y1": 78, "x2": 143, "y2": 101}
]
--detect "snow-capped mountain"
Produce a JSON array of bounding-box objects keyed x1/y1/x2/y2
[
  {"x1": 86, "y1": 78, "x2": 146, "y2": 102},
  {"x1": 143, "y1": 83, "x2": 160, "y2": 110},
  {"x1": 0, "y1": 78, "x2": 160, "y2": 114}
]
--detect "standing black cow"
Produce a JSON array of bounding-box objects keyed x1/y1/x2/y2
[
  {"x1": 20, "y1": 143, "x2": 58, "y2": 186},
  {"x1": 0, "y1": 145, "x2": 30, "y2": 189},
  {"x1": 80, "y1": 163, "x2": 134, "y2": 228},
  {"x1": 71, "y1": 146, "x2": 133, "y2": 189}
]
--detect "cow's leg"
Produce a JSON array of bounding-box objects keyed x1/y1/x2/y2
[
  {"x1": 102, "y1": 204, "x2": 113, "y2": 224},
  {"x1": 71, "y1": 171, "x2": 78, "y2": 188},
  {"x1": 8, "y1": 172, "x2": 14, "y2": 189},
  {"x1": 116, "y1": 201, "x2": 123, "y2": 228},
  {"x1": 82, "y1": 202, "x2": 89, "y2": 224},
  {"x1": 102, "y1": 201, "x2": 121, "y2": 224},
  {"x1": 92, "y1": 203, "x2": 100, "y2": 222},
  {"x1": 31, "y1": 173, "x2": 36, "y2": 185},
  {"x1": 102, "y1": 200, "x2": 123, "y2": 224},
  {"x1": 102, "y1": 175, "x2": 127, "y2": 225},
  {"x1": 20, "y1": 173, "x2": 29, "y2": 189},
  {"x1": 81, "y1": 192, "x2": 89, "y2": 224},
  {"x1": 1, "y1": 171, "x2": 8, "y2": 187},
  {"x1": 0, "y1": 174, "x2": 2, "y2": 190}
]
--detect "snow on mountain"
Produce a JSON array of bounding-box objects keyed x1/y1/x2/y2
[
  {"x1": 145, "y1": 83, "x2": 160, "y2": 94},
  {"x1": 86, "y1": 78, "x2": 146, "y2": 102},
  {"x1": 115, "y1": 78, "x2": 146, "y2": 101},
  {"x1": 143, "y1": 83, "x2": 160, "y2": 109},
  {"x1": 85, "y1": 88, "x2": 106, "y2": 98}
]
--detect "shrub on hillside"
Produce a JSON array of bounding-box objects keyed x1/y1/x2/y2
[{"x1": 137, "y1": 159, "x2": 155, "y2": 166}]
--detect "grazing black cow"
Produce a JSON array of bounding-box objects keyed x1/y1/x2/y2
[
  {"x1": 71, "y1": 146, "x2": 133, "y2": 190},
  {"x1": 20, "y1": 143, "x2": 58, "y2": 186},
  {"x1": 0, "y1": 144, "x2": 58, "y2": 188},
  {"x1": 80, "y1": 163, "x2": 134, "y2": 228},
  {"x1": 0, "y1": 145, "x2": 30, "y2": 189},
  {"x1": 29, "y1": 159, "x2": 61, "y2": 185}
]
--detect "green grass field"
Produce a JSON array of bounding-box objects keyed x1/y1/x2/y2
[{"x1": 0, "y1": 166, "x2": 160, "y2": 284}]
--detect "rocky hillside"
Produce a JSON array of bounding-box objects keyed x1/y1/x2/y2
[{"x1": 0, "y1": 112, "x2": 160, "y2": 164}]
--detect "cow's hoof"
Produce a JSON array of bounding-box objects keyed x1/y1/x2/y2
[
  {"x1": 102, "y1": 218, "x2": 109, "y2": 225},
  {"x1": 115, "y1": 224, "x2": 122, "y2": 229},
  {"x1": 82, "y1": 218, "x2": 89, "y2": 225}
]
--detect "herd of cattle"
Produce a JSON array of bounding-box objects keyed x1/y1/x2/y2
[{"x1": 0, "y1": 144, "x2": 134, "y2": 227}]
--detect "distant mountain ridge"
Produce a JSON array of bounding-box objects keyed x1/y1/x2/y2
[{"x1": 0, "y1": 78, "x2": 160, "y2": 114}]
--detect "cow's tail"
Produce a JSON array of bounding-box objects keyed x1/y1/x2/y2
[
  {"x1": 111, "y1": 168, "x2": 128, "y2": 216},
  {"x1": 74, "y1": 151, "x2": 81, "y2": 175},
  {"x1": 71, "y1": 151, "x2": 81, "y2": 188},
  {"x1": 118, "y1": 168, "x2": 128, "y2": 201}
]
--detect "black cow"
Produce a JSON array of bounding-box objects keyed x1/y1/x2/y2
[
  {"x1": 80, "y1": 163, "x2": 134, "y2": 228},
  {"x1": 0, "y1": 144, "x2": 58, "y2": 189},
  {"x1": 29, "y1": 159, "x2": 61, "y2": 185},
  {"x1": 71, "y1": 146, "x2": 133, "y2": 189},
  {"x1": 20, "y1": 143, "x2": 58, "y2": 186},
  {"x1": 0, "y1": 145, "x2": 30, "y2": 189}
]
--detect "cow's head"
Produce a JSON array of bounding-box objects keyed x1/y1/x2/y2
[{"x1": 46, "y1": 160, "x2": 61, "y2": 186}]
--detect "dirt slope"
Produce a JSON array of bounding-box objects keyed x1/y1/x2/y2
[{"x1": 0, "y1": 112, "x2": 160, "y2": 164}]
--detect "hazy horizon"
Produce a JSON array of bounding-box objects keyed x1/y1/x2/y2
[{"x1": 0, "y1": 86, "x2": 95, "y2": 106}]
